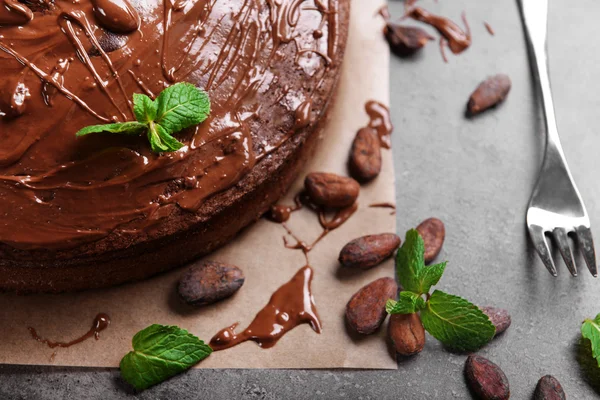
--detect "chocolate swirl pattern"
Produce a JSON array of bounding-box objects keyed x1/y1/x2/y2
[{"x1": 0, "y1": 0, "x2": 343, "y2": 253}]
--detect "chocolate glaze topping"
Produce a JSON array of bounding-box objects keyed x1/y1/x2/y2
[
  {"x1": 210, "y1": 265, "x2": 321, "y2": 351},
  {"x1": 28, "y1": 313, "x2": 111, "y2": 349},
  {"x1": 0, "y1": 0, "x2": 341, "y2": 250}
]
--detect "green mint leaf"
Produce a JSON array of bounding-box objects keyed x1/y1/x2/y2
[
  {"x1": 581, "y1": 314, "x2": 600, "y2": 367},
  {"x1": 420, "y1": 290, "x2": 495, "y2": 352},
  {"x1": 416, "y1": 261, "x2": 447, "y2": 295},
  {"x1": 386, "y1": 291, "x2": 426, "y2": 314},
  {"x1": 133, "y1": 93, "x2": 157, "y2": 124},
  {"x1": 76, "y1": 122, "x2": 147, "y2": 137},
  {"x1": 119, "y1": 324, "x2": 212, "y2": 391},
  {"x1": 76, "y1": 82, "x2": 211, "y2": 153},
  {"x1": 396, "y1": 229, "x2": 426, "y2": 294},
  {"x1": 148, "y1": 123, "x2": 184, "y2": 153},
  {"x1": 155, "y1": 82, "x2": 211, "y2": 133}
]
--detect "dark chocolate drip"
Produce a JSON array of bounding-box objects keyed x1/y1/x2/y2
[
  {"x1": 282, "y1": 201, "x2": 357, "y2": 257},
  {"x1": 294, "y1": 99, "x2": 314, "y2": 129},
  {"x1": 369, "y1": 202, "x2": 396, "y2": 215},
  {"x1": 28, "y1": 313, "x2": 111, "y2": 349},
  {"x1": 210, "y1": 265, "x2": 321, "y2": 351},
  {"x1": 406, "y1": 7, "x2": 471, "y2": 59},
  {"x1": 365, "y1": 100, "x2": 393, "y2": 149},
  {"x1": 0, "y1": 0, "x2": 341, "y2": 250},
  {"x1": 268, "y1": 193, "x2": 303, "y2": 223}
]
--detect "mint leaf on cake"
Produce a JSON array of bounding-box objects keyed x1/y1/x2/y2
[
  {"x1": 120, "y1": 324, "x2": 212, "y2": 390},
  {"x1": 76, "y1": 83, "x2": 211, "y2": 153}
]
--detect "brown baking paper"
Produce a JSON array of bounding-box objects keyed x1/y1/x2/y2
[{"x1": 0, "y1": 0, "x2": 396, "y2": 369}]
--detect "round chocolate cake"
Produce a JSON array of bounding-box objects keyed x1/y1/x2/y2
[{"x1": 0, "y1": 0, "x2": 349, "y2": 292}]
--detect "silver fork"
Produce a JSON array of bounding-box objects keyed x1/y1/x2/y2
[{"x1": 519, "y1": 0, "x2": 597, "y2": 277}]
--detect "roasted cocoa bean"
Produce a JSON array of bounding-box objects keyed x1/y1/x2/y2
[
  {"x1": 481, "y1": 307, "x2": 511, "y2": 336},
  {"x1": 349, "y1": 127, "x2": 382, "y2": 182},
  {"x1": 388, "y1": 313, "x2": 425, "y2": 356},
  {"x1": 533, "y1": 375, "x2": 566, "y2": 400},
  {"x1": 346, "y1": 277, "x2": 398, "y2": 334},
  {"x1": 178, "y1": 261, "x2": 245, "y2": 306},
  {"x1": 416, "y1": 218, "x2": 445, "y2": 263},
  {"x1": 339, "y1": 233, "x2": 401, "y2": 269},
  {"x1": 384, "y1": 23, "x2": 434, "y2": 56},
  {"x1": 467, "y1": 74, "x2": 512, "y2": 116},
  {"x1": 304, "y1": 172, "x2": 360, "y2": 208},
  {"x1": 464, "y1": 355, "x2": 510, "y2": 400}
]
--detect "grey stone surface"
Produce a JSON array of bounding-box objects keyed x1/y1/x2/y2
[{"x1": 3, "y1": 0, "x2": 600, "y2": 398}]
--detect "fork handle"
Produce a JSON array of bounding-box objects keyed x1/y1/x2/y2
[{"x1": 518, "y1": 0, "x2": 566, "y2": 161}]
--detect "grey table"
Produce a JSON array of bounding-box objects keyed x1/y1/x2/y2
[{"x1": 3, "y1": 0, "x2": 600, "y2": 398}]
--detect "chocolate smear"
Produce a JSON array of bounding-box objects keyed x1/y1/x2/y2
[
  {"x1": 29, "y1": 313, "x2": 110, "y2": 349},
  {"x1": 209, "y1": 265, "x2": 321, "y2": 351}
]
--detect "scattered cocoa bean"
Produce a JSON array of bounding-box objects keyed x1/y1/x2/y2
[
  {"x1": 388, "y1": 313, "x2": 425, "y2": 356},
  {"x1": 533, "y1": 375, "x2": 566, "y2": 400},
  {"x1": 481, "y1": 307, "x2": 511, "y2": 336},
  {"x1": 464, "y1": 355, "x2": 510, "y2": 400},
  {"x1": 339, "y1": 233, "x2": 401, "y2": 270},
  {"x1": 346, "y1": 277, "x2": 398, "y2": 335},
  {"x1": 178, "y1": 261, "x2": 245, "y2": 307},
  {"x1": 416, "y1": 218, "x2": 445, "y2": 263},
  {"x1": 349, "y1": 127, "x2": 382, "y2": 182},
  {"x1": 304, "y1": 172, "x2": 360, "y2": 208},
  {"x1": 467, "y1": 74, "x2": 511, "y2": 116},
  {"x1": 384, "y1": 22, "x2": 434, "y2": 56}
]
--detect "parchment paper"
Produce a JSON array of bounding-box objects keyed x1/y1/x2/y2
[{"x1": 0, "y1": 0, "x2": 396, "y2": 369}]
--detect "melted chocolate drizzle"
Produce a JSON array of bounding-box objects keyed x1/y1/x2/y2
[
  {"x1": 0, "y1": 0, "x2": 341, "y2": 250},
  {"x1": 406, "y1": 6, "x2": 471, "y2": 62},
  {"x1": 369, "y1": 202, "x2": 396, "y2": 215},
  {"x1": 28, "y1": 313, "x2": 111, "y2": 349},
  {"x1": 365, "y1": 100, "x2": 393, "y2": 149},
  {"x1": 210, "y1": 265, "x2": 321, "y2": 351}
]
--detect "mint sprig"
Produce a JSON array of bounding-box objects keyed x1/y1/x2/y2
[
  {"x1": 120, "y1": 324, "x2": 212, "y2": 391},
  {"x1": 76, "y1": 83, "x2": 211, "y2": 153},
  {"x1": 387, "y1": 229, "x2": 495, "y2": 352},
  {"x1": 581, "y1": 314, "x2": 600, "y2": 367}
]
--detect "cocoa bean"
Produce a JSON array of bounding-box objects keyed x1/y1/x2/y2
[
  {"x1": 533, "y1": 375, "x2": 566, "y2": 400},
  {"x1": 416, "y1": 218, "x2": 445, "y2": 263},
  {"x1": 464, "y1": 355, "x2": 510, "y2": 400},
  {"x1": 346, "y1": 277, "x2": 398, "y2": 334},
  {"x1": 481, "y1": 307, "x2": 511, "y2": 336},
  {"x1": 348, "y1": 127, "x2": 382, "y2": 182},
  {"x1": 384, "y1": 23, "x2": 434, "y2": 56},
  {"x1": 339, "y1": 233, "x2": 401, "y2": 270},
  {"x1": 304, "y1": 172, "x2": 360, "y2": 208},
  {"x1": 178, "y1": 261, "x2": 245, "y2": 307},
  {"x1": 467, "y1": 74, "x2": 512, "y2": 116},
  {"x1": 388, "y1": 313, "x2": 425, "y2": 356}
]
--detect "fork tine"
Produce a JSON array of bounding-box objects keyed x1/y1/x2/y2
[
  {"x1": 528, "y1": 225, "x2": 558, "y2": 276},
  {"x1": 575, "y1": 226, "x2": 597, "y2": 277},
  {"x1": 552, "y1": 228, "x2": 577, "y2": 276}
]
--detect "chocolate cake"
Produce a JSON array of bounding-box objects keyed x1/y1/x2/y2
[{"x1": 0, "y1": 0, "x2": 349, "y2": 292}]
